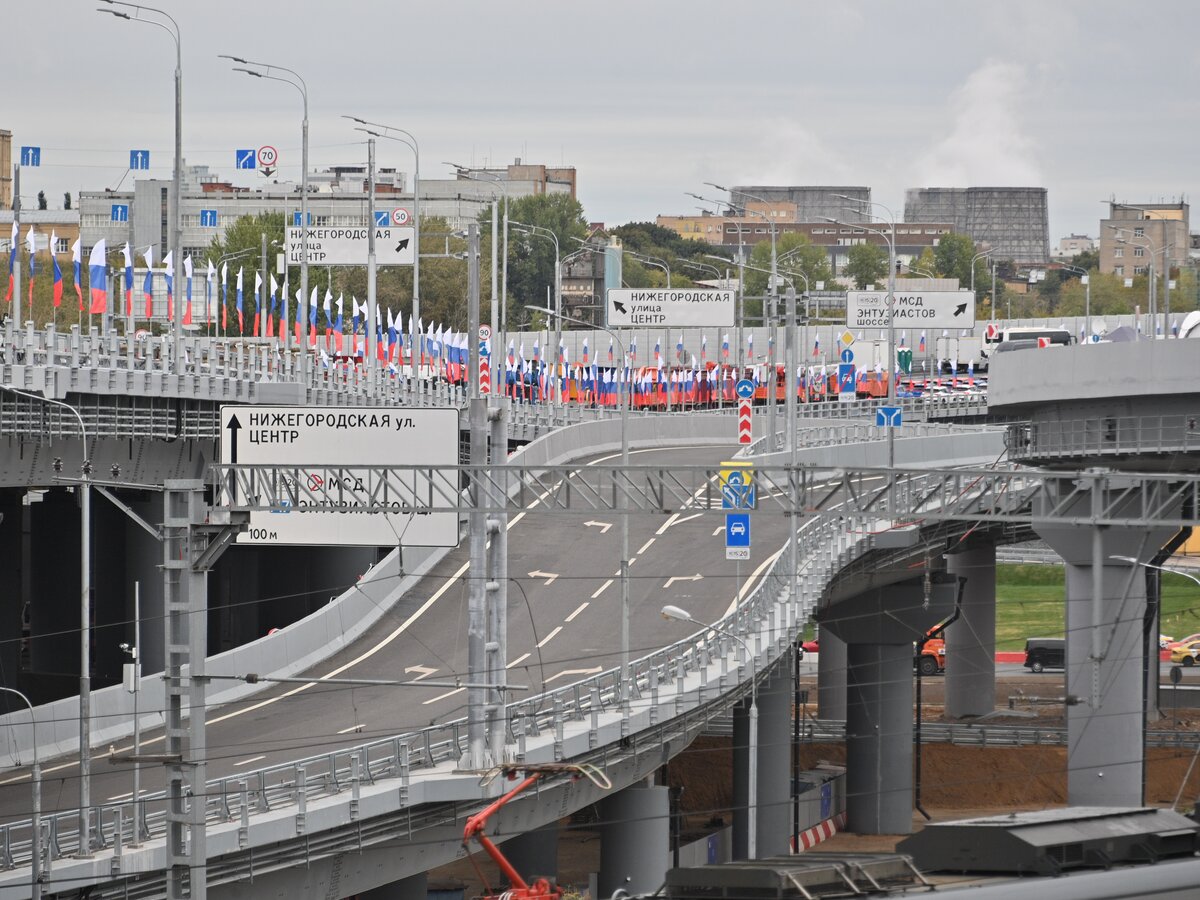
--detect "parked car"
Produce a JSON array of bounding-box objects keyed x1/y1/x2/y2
[
  {"x1": 1169, "y1": 640, "x2": 1200, "y2": 666},
  {"x1": 1166, "y1": 633, "x2": 1200, "y2": 651},
  {"x1": 1023, "y1": 638, "x2": 1065, "y2": 673}
]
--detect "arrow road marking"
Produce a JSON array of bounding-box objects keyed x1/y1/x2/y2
[
  {"x1": 404, "y1": 664, "x2": 437, "y2": 681},
  {"x1": 528, "y1": 570, "x2": 558, "y2": 585},
  {"x1": 584, "y1": 520, "x2": 613, "y2": 534},
  {"x1": 664, "y1": 574, "x2": 703, "y2": 589}
]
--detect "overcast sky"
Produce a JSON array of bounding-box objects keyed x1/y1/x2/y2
[{"x1": 6, "y1": 1, "x2": 1197, "y2": 242}]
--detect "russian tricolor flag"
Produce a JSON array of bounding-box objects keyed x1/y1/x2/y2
[
  {"x1": 122, "y1": 243, "x2": 133, "y2": 315},
  {"x1": 50, "y1": 230, "x2": 63, "y2": 308},
  {"x1": 4, "y1": 221, "x2": 16, "y2": 303},
  {"x1": 88, "y1": 239, "x2": 108, "y2": 314},
  {"x1": 72, "y1": 239, "x2": 83, "y2": 310}
]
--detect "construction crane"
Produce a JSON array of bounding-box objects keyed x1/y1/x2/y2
[{"x1": 462, "y1": 763, "x2": 611, "y2": 900}]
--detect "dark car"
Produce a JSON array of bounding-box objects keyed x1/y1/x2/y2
[{"x1": 1023, "y1": 638, "x2": 1065, "y2": 673}]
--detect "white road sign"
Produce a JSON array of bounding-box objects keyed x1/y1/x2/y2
[
  {"x1": 285, "y1": 226, "x2": 416, "y2": 266},
  {"x1": 220, "y1": 405, "x2": 459, "y2": 547},
  {"x1": 847, "y1": 290, "x2": 976, "y2": 330},
  {"x1": 606, "y1": 288, "x2": 735, "y2": 328}
]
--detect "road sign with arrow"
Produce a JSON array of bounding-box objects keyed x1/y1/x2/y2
[
  {"x1": 285, "y1": 226, "x2": 416, "y2": 266},
  {"x1": 846, "y1": 290, "x2": 976, "y2": 329}
]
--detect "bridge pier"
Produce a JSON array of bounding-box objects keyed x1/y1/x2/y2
[
  {"x1": 1036, "y1": 480, "x2": 1177, "y2": 807},
  {"x1": 358, "y1": 872, "x2": 427, "y2": 900},
  {"x1": 500, "y1": 821, "x2": 558, "y2": 890},
  {"x1": 944, "y1": 541, "x2": 996, "y2": 718},
  {"x1": 599, "y1": 779, "x2": 669, "y2": 897},
  {"x1": 756, "y1": 653, "x2": 794, "y2": 857},
  {"x1": 820, "y1": 575, "x2": 957, "y2": 834},
  {"x1": 815, "y1": 629, "x2": 846, "y2": 720},
  {"x1": 0, "y1": 491, "x2": 22, "y2": 705}
]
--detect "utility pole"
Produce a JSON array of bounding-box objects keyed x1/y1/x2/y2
[{"x1": 367, "y1": 138, "x2": 378, "y2": 382}]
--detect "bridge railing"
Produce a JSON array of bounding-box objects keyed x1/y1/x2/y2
[{"x1": 1008, "y1": 413, "x2": 1200, "y2": 462}]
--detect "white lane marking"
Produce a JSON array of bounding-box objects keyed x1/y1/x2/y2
[
  {"x1": 543, "y1": 666, "x2": 603, "y2": 684},
  {"x1": 723, "y1": 548, "x2": 785, "y2": 617},
  {"x1": 507, "y1": 653, "x2": 531, "y2": 669},
  {"x1": 638, "y1": 538, "x2": 655, "y2": 554},
  {"x1": 422, "y1": 687, "x2": 464, "y2": 706},
  {"x1": 664, "y1": 574, "x2": 702, "y2": 589},
  {"x1": 590, "y1": 579, "x2": 614, "y2": 599},
  {"x1": 565, "y1": 602, "x2": 589, "y2": 622},
  {"x1": 337, "y1": 724, "x2": 365, "y2": 735},
  {"x1": 537, "y1": 626, "x2": 563, "y2": 648},
  {"x1": 404, "y1": 664, "x2": 437, "y2": 681},
  {"x1": 233, "y1": 755, "x2": 266, "y2": 767},
  {"x1": 107, "y1": 791, "x2": 133, "y2": 802},
  {"x1": 584, "y1": 520, "x2": 612, "y2": 533},
  {"x1": 657, "y1": 512, "x2": 701, "y2": 535},
  {"x1": 713, "y1": 526, "x2": 724, "y2": 536},
  {"x1": 528, "y1": 570, "x2": 559, "y2": 586}
]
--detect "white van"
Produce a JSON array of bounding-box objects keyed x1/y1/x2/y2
[{"x1": 981, "y1": 326, "x2": 1072, "y2": 363}]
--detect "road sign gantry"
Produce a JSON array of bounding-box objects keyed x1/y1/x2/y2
[{"x1": 209, "y1": 463, "x2": 1200, "y2": 530}]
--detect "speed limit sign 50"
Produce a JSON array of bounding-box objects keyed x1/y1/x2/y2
[{"x1": 392, "y1": 207, "x2": 411, "y2": 226}]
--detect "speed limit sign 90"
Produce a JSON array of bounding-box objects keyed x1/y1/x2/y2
[
  {"x1": 391, "y1": 207, "x2": 411, "y2": 226},
  {"x1": 258, "y1": 145, "x2": 279, "y2": 167}
]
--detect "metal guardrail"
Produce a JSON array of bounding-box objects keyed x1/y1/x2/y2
[
  {"x1": 786, "y1": 719, "x2": 1200, "y2": 750},
  {"x1": 1008, "y1": 414, "x2": 1200, "y2": 462}
]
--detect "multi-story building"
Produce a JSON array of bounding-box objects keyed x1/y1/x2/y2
[
  {"x1": 0, "y1": 129, "x2": 11, "y2": 210},
  {"x1": 1097, "y1": 200, "x2": 1189, "y2": 278},
  {"x1": 729, "y1": 186, "x2": 872, "y2": 223},
  {"x1": 0, "y1": 209, "x2": 81, "y2": 271},
  {"x1": 904, "y1": 187, "x2": 1050, "y2": 264},
  {"x1": 1054, "y1": 234, "x2": 1095, "y2": 258}
]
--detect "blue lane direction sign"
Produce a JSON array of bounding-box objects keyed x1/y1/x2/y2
[
  {"x1": 130, "y1": 150, "x2": 150, "y2": 170},
  {"x1": 876, "y1": 406, "x2": 903, "y2": 427},
  {"x1": 111, "y1": 204, "x2": 129, "y2": 223},
  {"x1": 199, "y1": 209, "x2": 219, "y2": 228},
  {"x1": 735, "y1": 378, "x2": 755, "y2": 400},
  {"x1": 373, "y1": 210, "x2": 390, "y2": 227},
  {"x1": 293, "y1": 211, "x2": 312, "y2": 227},
  {"x1": 236, "y1": 149, "x2": 257, "y2": 170},
  {"x1": 726, "y1": 513, "x2": 751, "y2": 560},
  {"x1": 720, "y1": 469, "x2": 756, "y2": 511},
  {"x1": 840, "y1": 348, "x2": 854, "y2": 364},
  {"x1": 20, "y1": 146, "x2": 41, "y2": 167}
]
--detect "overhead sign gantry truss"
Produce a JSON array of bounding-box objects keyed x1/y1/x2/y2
[{"x1": 210, "y1": 463, "x2": 1200, "y2": 531}]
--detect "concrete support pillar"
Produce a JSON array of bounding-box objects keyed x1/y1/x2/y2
[
  {"x1": 29, "y1": 489, "x2": 80, "y2": 700},
  {"x1": 846, "y1": 643, "x2": 914, "y2": 834},
  {"x1": 1036, "y1": 477, "x2": 1177, "y2": 807},
  {"x1": 0, "y1": 490, "x2": 23, "y2": 702},
  {"x1": 816, "y1": 629, "x2": 846, "y2": 720},
  {"x1": 756, "y1": 655, "x2": 793, "y2": 857},
  {"x1": 599, "y1": 781, "x2": 669, "y2": 898},
  {"x1": 359, "y1": 872, "x2": 427, "y2": 900},
  {"x1": 944, "y1": 541, "x2": 997, "y2": 718},
  {"x1": 500, "y1": 821, "x2": 558, "y2": 888},
  {"x1": 731, "y1": 698, "x2": 750, "y2": 860}
]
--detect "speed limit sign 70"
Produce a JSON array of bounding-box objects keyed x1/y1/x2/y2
[
  {"x1": 258, "y1": 145, "x2": 279, "y2": 167},
  {"x1": 392, "y1": 207, "x2": 411, "y2": 226}
]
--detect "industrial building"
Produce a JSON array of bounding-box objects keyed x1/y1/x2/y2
[{"x1": 903, "y1": 186, "x2": 1051, "y2": 265}]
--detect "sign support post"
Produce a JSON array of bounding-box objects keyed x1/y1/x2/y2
[{"x1": 366, "y1": 138, "x2": 377, "y2": 386}]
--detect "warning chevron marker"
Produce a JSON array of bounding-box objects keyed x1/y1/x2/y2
[{"x1": 737, "y1": 398, "x2": 752, "y2": 444}]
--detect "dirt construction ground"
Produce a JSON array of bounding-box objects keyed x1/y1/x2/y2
[{"x1": 429, "y1": 676, "x2": 1200, "y2": 895}]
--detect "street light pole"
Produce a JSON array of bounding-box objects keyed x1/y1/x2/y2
[
  {"x1": 662, "y1": 605, "x2": 757, "y2": 859},
  {"x1": 511, "y1": 222, "x2": 561, "y2": 406},
  {"x1": 0, "y1": 687, "x2": 41, "y2": 899},
  {"x1": 448, "y1": 164, "x2": 510, "y2": 355},
  {"x1": 98, "y1": 1, "x2": 183, "y2": 371},
  {"x1": 1, "y1": 385, "x2": 90, "y2": 855},
  {"x1": 222, "y1": 56, "x2": 310, "y2": 380},
  {"x1": 1060, "y1": 262, "x2": 1092, "y2": 340}
]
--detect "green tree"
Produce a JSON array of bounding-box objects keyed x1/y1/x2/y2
[
  {"x1": 743, "y1": 233, "x2": 833, "y2": 298},
  {"x1": 844, "y1": 242, "x2": 888, "y2": 289},
  {"x1": 1070, "y1": 248, "x2": 1099, "y2": 272},
  {"x1": 901, "y1": 246, "x2": 937, "y2": 278},
  {"x1": 932, "y1": 232, "x2": 978, "y2": 286}
]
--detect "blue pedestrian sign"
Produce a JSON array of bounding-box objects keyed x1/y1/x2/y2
[
  {"x1": 373, "y1": 210, "x2": 390, "y2": 227},
  {"x1": 735, "y1": 378, "x2": 755, "y2": 400},
  {"x1": 111, "y1": 204, "x2": 129, "y2": 223},
  {"x1": 236, "y1": 149, "x2": 257, "y2": 170},
  {"x1": 293, "y1": 211, "x2": 313, "y2": 227},
  {"x1": 876, "y1": 406, "x2": 903, "y2": 427},
  {"x1": 199, "y1": 209, "x2": 219, "y2": 228},
  {"x1": 130, "y1": 150, "x2": 150, "y2": 170},
  {"x1": 840, "y1": 348, "x2": 854, "y2": 364},
  {"x1": 838, "y1": 363, "x2": 856, "y2": 394},
  {"x1": 20, "y1": 146, "x2": 40, "y2": 167}
]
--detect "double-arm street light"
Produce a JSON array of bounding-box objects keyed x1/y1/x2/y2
[
  {"x1": 1, "y1": 385, "x2": 91, "y2": 856},
  {"x1": 346, "y1": 119, "x2": 423, "y2": 367},
  {"x1": 222, "y1": 55, "x2": 309, "y2": 377},
  {"x1": 99, "y1": 1, "x2": 183, "y2": 372},
  {"x1": 661, "y1": 604, "x2": 758, "y2": 859},
  {"x1": 511, "y1": 221, "x2": 562, "y2": 406},
  {"x1": 448, "y1": 164, "x2": 507, "y2": 357},
  {"x1": 530, "y1": 304, "x2": 634, "y2": 704}
]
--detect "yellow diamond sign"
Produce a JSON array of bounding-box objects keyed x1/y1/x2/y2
[{"x1": 840, "y1": 330, "x2": 856, "y2": 347}]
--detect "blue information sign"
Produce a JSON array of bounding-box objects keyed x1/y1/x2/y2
[
  {"x1": 111, "y1": 204, "x2": 129, "y2": 223},
  {"x1": 735, "y1": 378, "x2": 755, "y2": 400},
  {"x1": 235, "y1": 149, "x2": 257, "y2": 169},
  {"x1": 373, "y1": 210, "x2": 390, "y2": 227},
  {"x1": 20, "y1": 146, "x2": 41, "y2": 167},
  {"x1": 130, "y1": 150, "x2": 150, "y2": 170},
  {"x1": 199, "y1": 209, "x2": 219, "y2": 228},
  {"x1": 292, "y1": 211, "x2": 313, "y2": 227},
  {"x1": 721, "y1": 470, "x2": 756, "y2": 510},
  {"x1": 725, "y1": 513, "x2": 751, "y2": 548},
  {"x1": 840, "y1": 348, "x2": 854, "y2": 364},
  {"x1": 838, "y1": 363, "x2": 856, "y2": 394},
  {"x1": 876, "y1": 406, "x2": 902, "y2": 427}
]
